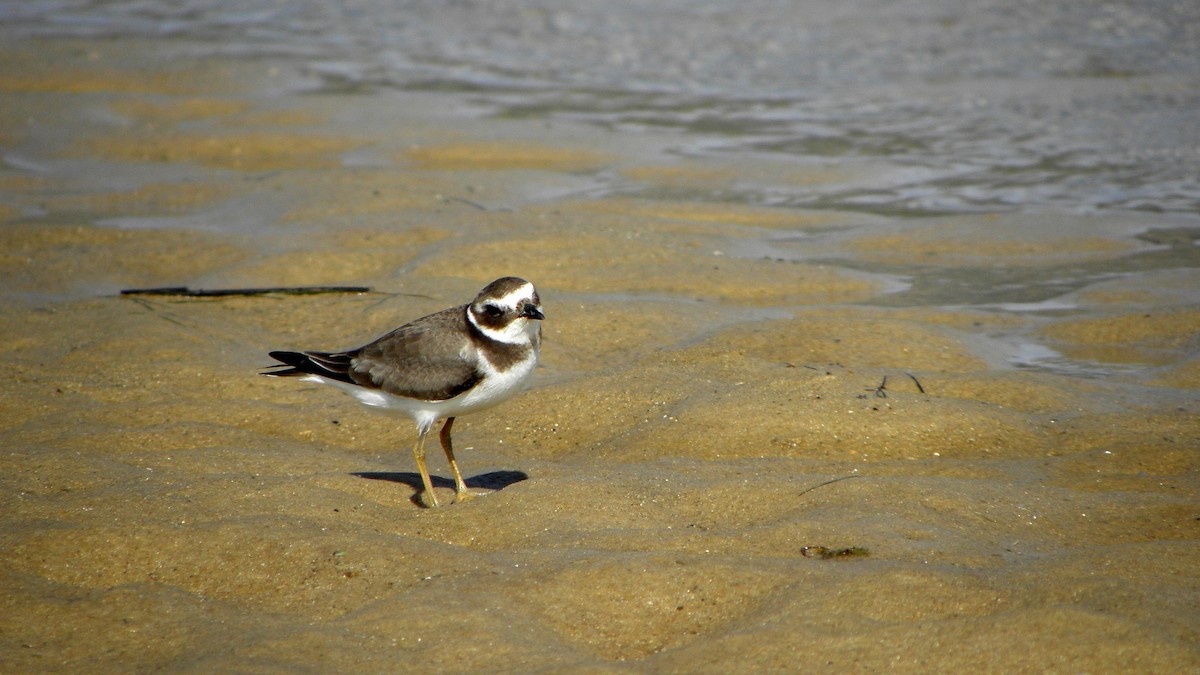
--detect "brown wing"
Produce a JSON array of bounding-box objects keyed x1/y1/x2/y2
[{"x1": 347, "y1": 304, "x2": 481, "y2": 401}]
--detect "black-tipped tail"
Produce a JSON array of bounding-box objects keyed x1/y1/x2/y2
[{"x1": 261, "y1": 350, "x2": 356, "y2": 385}]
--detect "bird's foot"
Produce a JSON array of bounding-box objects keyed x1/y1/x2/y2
[
  {"x1": 418, "y1": 490, "x2": 442, "y2": 509},
  {"x1": 452, "y1": 488, "x2": 479, "y2": 504}
]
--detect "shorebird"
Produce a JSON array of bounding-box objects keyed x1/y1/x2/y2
[{"x1": 263, "y1": 277, "x2": 543, "y2": 507}]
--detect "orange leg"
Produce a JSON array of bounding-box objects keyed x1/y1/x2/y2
[
  {"x1": 412, "y1": 427, "x2": 440, "y2": 508},
  {"x1": 439, "y1": 417, "x2": 474, "y2": 503}
]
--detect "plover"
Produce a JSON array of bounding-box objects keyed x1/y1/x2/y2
[{"x1": 263, "y1": 276, "x2": 544, "y2": 508}]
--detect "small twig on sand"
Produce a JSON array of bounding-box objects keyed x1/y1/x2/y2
[
  {"x1": 120, "y1": 286, "x2": 372, "y2": 298},
  {"x1": 866, "y1": 375, "x2": 888, "y2": 398},
  {"x1": 440, "y1": 195, "x2": 489, "y2": 211},
  {"x1": 124, "y1": 295, "x2": 188, "y2": 327},
  {"x1": 797, "y1": 474, "x2": 862, "y2": 499},
  {"x1": 906, "y1": 372, "x2": 927, "y2": 394}
]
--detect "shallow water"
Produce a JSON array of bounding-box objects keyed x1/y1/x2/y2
[
  {"x1": 9, "y1": 0, "x2": 1200, "y2": 218},
  {"x1": 1, "y1": 3, "x2": 1198, "y2": 672}
]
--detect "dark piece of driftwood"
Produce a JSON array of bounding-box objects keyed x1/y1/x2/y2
[{"x1": 120, "y1": 286, "x2": 372, "y2": 297}]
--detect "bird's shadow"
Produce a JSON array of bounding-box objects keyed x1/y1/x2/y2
[{"x1": 352, "y1": 470, "x2": 528, "y2": 506}]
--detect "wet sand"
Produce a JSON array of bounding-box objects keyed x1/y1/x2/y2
[{"x1": 1, "y1": 40, "x2": 1197, "y2": 672}]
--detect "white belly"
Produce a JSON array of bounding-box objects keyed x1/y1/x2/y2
[{"x1": 301, "y1": 352, "x2": 536, "y2": 434}]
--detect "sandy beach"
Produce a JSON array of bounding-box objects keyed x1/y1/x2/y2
[{"x1": 0, "y1": 35, "x2": 1197, "y2": 672}]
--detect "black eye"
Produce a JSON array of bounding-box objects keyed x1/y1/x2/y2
[{"x1": 482, "y1": 304, "x2": 503, "y2": 317}]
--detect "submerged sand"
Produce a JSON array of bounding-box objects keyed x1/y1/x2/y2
[{"x1": 0, "y1": 40, "x2": 1197, "y2": 672}]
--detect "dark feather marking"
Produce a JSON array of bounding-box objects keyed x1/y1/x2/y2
[
  {"x1": 466, "y1": 320, "x2": 535, "y2": 372},
  {"x1": 263, "y1": 350, "x2": 356, "y2": 385}
]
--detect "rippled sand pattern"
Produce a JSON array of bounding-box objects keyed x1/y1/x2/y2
[{"x1": 0, "y1": 40, "x2": 1197, "y2": 672}]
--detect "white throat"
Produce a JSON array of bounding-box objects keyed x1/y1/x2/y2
[{"x1": 469, "y1": 311, "x2": 539, "y2": 345}]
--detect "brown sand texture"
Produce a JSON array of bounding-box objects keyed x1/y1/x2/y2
[{"x1": 1, "y1": 41, "x2": 1197, "y2": 672}]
